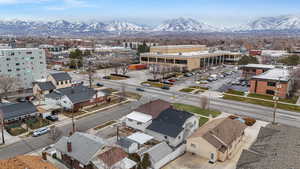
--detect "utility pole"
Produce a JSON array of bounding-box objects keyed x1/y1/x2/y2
[
  {"x1": 71, "y1": 107, "x2": 75, "y2": 133},
  {"x1": 0, "y1": 111, "x2": 5, "y2": 145},
  {"x1": 272, "y1": 77, "x2": 281, "y2": 124}
]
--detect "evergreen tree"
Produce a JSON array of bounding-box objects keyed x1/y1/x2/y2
[{"x1": 238, "y1": 55, "x2": 259, "y2": 65}]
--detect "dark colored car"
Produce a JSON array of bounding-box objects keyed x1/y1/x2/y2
[
  {"x1": 161, "y1": 86, "x2": 170, "y2": 90},
  {"x1": 17, "y1": 97, "x2": 27, "y2": 102},
  {"x1": 103, "y1": 76, "x2": 111, "y2": 79},
  {"x1": 96, "y1": 83, "x2": 104, "y2": 87},
  {"x1": 136, "y1": 88, "x2": 145, "y2": 92},
  {"x1": 46, "y1": 115, "x2": 59, "y2": 121}
]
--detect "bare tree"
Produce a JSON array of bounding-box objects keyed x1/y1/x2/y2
[
  {"x1": 149, "y1": 64, "x2": 161, "y2": 80},
  {"x1": 199, "y1": 95, "x2": 209, "y2": 109},
  {"x1": 48, "y1": 125, "x2": 62, "y2": 142},
  {"x1": 0, "y1": 75, "x2": 18, "y2": 99},
  {"x1": 120, "y1": 63, "x2": 129, "y2": 76},
  {"x1": 87, "y1": 60, "x2": 95, "y2": 88}
]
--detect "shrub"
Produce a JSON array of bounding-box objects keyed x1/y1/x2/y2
[
  {"x1": 110, "y1": 74, "x2": 130, "y2": 78},
  {"x1": 228, "y1": 115, "x2": 238, "y2": 119},
  {"x1": 243, "y1": 117, "x2": 256, "y2": 126}
]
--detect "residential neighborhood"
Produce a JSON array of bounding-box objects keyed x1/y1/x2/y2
[{"x1": 1, "y1": 1, "x2": 300, "y2": 169}]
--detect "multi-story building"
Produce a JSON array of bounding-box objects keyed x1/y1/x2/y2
[
  {"x1": 0, "y1": 48, "x2": 47, "y2": 89},
  {"x1": 249, "y1": 68, "x2": 293, "y2": 98},
  {"x1": 240, "y1": 64, "x2": 275, "y2": 80},
  {"x1": 140, "y1": 45, "x2": 242, "y2": 71}
]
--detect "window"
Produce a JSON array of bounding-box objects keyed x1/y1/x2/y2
[
  {"x1": 191, "y1": 144, "x2": 196, "y2": 148},
  {"x1": 26, "y1": 51, "x2": 32, "y2": 55},
  {"x1": 8, "y1": 69, "x2": 12, "y2": 72},
  {"x1": 141, "y1": 57, "x2": 148, "y2": 62},
  {"x1": 137, "y1": 122, "x2": 142, "y2": 125},
  {"x1": 40, "y1": 62, "x2": 44, "y2": 64},
  {"x1": 30, "y1": 57, "x2": 34, "y2": 60},
  {"x1": 57, "y1": 82, "x2": 59, "y2": 85},
  {"x1": 175, "y1": 59, "x2": 187, "y2": 64},
  {"x1": 128, "y1": 119, "x2": 133, "y2": 122},
  {"x1": 16, "y1": 63, "x2": 20, "y2": 66},
  {"x1": 149, "y1": 58, "x2": 156, "y2": 62},
  {"x1": 16, "y1": 68, "x2": 20, "y2": 71},
  {"x1": 267, "y1": 81, "x2": 276, "y2": 87},
  {"x1": 157, "y1": 58, "x2": 165, "y2": 63},
  {"x1": 266, "y1": 90, "x2": 275, "y2": 95},
  {"x1": 6, "y1": 58, "x2": 11, "y2": 61}
]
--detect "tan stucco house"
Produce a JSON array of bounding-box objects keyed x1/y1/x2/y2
[
  {"x1": 186, "y1": 117, "x2": 247, "y2": 163},
  {"x1": 47, "y1": 72, "x2": 72, "y2": 89}
]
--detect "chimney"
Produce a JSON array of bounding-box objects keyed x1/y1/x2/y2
[
  {"x1": 67, "y1": 140, "x2": 72, "y2": 152},
  {"x1": 42, "y1": 152, "x2": 47, "y2": 161}
]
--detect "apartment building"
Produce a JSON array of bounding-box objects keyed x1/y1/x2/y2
[
  {"x1": 240, "y1": 64, "x2": 275, "y2": 80},
  {"x1": 249, "y1": 68, "x2": 292, "y2": 98},
  {"x1": 140, "y1": 45, "x2": 241, "y2": 71},
  {"x1": 0, "y1": 48, "x2": 47, "y2": 89}
]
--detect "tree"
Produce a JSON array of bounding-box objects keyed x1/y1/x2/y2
[
  {"x1": 149, "y1": 64, "x2": 161, "y2": 80},
  {"x1": 238, "y1": 55, "x2": 259, "y2": 65},
  {"x1": 279, "y1": 55, "x2": 300, "y2": 66},
  {"x1": 199, "y1": 96, "x2": 209, "y2": 109},
  {"x1": 48, "y1": 126, "x2": 62, "y2": 142},
  {"x1": 141, "y1": 153, "x2": 151, "y2": 169},
  {"x1": 0, "y1": 75, "x2": 18, "y2": 99},
  {"x1": 137, "y1": 42, "x2": 150, "y2": 56},
  {"x1": 69, "y1": 49, "x2": 83, "y2": 69},
  {"x1": 120, "y1": 63, "x2": 129, "y2": 75}
]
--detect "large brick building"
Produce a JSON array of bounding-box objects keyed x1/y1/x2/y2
[
  {"x1": 240, "y1": 64, "x2": 275, "y2": 80},
  {"x1": 140, "y1": 45, "x2": 242, "y2": 71},
  {"x1": 249, "y1": 68, "x2": 293, "y2": 98}
]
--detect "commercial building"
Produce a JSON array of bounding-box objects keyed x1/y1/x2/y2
[
  {"x1": 140, "y1": 45, "x2": 242, "y2": 71},
  {"x1": 0, "y1": 48, "x2": 47, "y2": 89},
  {"x1": 240, "y1": 64, "x2": 275, "y2": 80},
  {"x1": 249, "y1": 68, "x2": 292, "y2": 98}
]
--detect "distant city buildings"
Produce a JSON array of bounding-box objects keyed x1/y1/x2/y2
[
  {"x1": 140, "y1": 45, "x2": 242, "y2": 71},
  {"x1": 0, "y1": 48, "x2": 47, "y2": 89}
]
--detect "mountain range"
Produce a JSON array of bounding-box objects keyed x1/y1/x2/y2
[{"x1": 1, "y1": 15, "x2": 300, "y2": 36}]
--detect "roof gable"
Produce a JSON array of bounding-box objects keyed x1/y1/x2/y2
[
  {"x1": 0, "y1": 102, "x2": 37, "y2": 120},
  {"x1": 36, "y1": 81, "x2": 56, "y2": 91},
  {"x1": 134, "y1": 99, "x2": 171, "y2": 119},
  {"x1": 50, "y1": 72, "x2": 72, "y2": 82}
]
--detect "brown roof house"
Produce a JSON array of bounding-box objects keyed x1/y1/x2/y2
[
  {"x1": 0, "y1": 155, "x2": 58, "y2": 169},
  {"x1": 186, "y1": 118, "x2": 247, "y2": 163},
  {"x1": 92, "y1": 147, "x2": 136, "y2": 169},
  {"x1": 124, "y1": 99, "x2": 171, "y2": 132}
]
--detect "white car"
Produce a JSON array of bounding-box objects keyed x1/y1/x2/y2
[{"x1": 32, "y1": 127, "x2": 50, "y2": 137}]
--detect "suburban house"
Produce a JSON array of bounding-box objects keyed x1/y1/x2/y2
[
  {"x1": 124, "y1": 99, "x2": 171, "y2": 132},
  {"x1": 0, "y1": 155, "x2": 58, "y2": 169},
  {"x1": 143, "y1": 142, "x2": 184, "y2": 169},
  {"x1": 117, "y1": 137, "x2": 139, "y2": 154},
  {"x1": 47, "y1": 72, "x2": 72, "y2": 89},
  {"x1": 249, "y1": 68, "x2": 293, "y2": 98},
  {"x1": 54, "y1": 132, "x2": 106, "y2": 169},
  {"x1": 0, "y1": 102, "x2": 38, "y2": 123},
  {"x1": 240, "y1": 64, "x2": 275, "y2": 80},
  {"x1": 33, "y1": 81, "x2": 56, "y2": 96},
  {"x1": 45, "y1": 85, "x2": 107, "y2": 111},
  {"x1": 145, "y1": 108, "x2": 198, "y2": 147},
  {"x1": 92, "y1": 147, "x2": 136, "y2": 169},
  {"x1": 186, "y1": 117, "x2": 247, "y2": 163}
]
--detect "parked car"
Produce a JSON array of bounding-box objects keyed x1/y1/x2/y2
[
  {"x1": 136, "y1": 88, "x2": 145, "y2": 92},
  {"x1": 142, "y1": 83, "x2": 151, "y2": 87},
  {"x1": 96, "y1": 83, "x2": 104, "y2": 87},
  {"x1": 17, "y1": 97, "x2": 27, "y2": 102},
  {"x1": 161, "y1": 86, "x2": 170, "y2": 90},
  {"x1": 46, "y1": 115, "x2": 59, "y2": 121},
  {"x1": 32, "y1": 127, "x2": 50, "y2": 137},
  {"x1": 103, "y1": 76, "x2": 111, "y2": 79},
  {"x1": 184, "y1": 73, "x2": 192, "y2": 77},
  {"x1": 168, "y1": 79, "x2": 176, "y2": 83}
]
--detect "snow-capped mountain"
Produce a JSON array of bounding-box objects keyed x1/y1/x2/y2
[
  {"x1": 104, "y1": 20, "x2": 147, "y2": 32},
  {"x1": 242, "y1": 15, "x2": 300, "y2": 31},
  {"x1": 154, "y1": 17, "x2": 219, "y2": 32}
]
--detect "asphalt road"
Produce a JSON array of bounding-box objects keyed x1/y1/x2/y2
[{"x1": 0, "y1": 101, "x2": 140, "y2": 160}]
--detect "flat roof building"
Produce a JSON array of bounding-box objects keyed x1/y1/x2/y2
[
  {"x1": 0, "y1": 48, "x2": 47, "y2": 89},
  {"x1": 140, "y1": 45, "x2": 242, "y2": 71}
]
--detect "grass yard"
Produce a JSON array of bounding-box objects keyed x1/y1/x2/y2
[
  {"x1": 116, "y1": 92, "x2": 142, "y2": 100},
  {"x1": 179, "y1": 88, "x2": 195, "y2": 93},
  {"x1": 5, "y1": 123, "x2": 27, "y2": 136},
  {"x1": 223, "y1": 94, "x2": 300, "y2": 112},
  {"x1": 172, "y1": 103, "x2": 221, "y2": 118},
  {"x1": 190, "y1": 86, "x2": 209, "y2": 90},
  {"x1": 109, "y1": 75, "x2": 128, "y2": 80},
  {"x1": 141, "y1": 81, "x2": 171, "y2": 88},
  {"x1": 199, "y1": 117, "x2": 209, "y2": 127},
  {"x1": 94, "y1": 121, "x2": 117, "y2": 130},
  {"x1": 248, "y1": 93, "x2": 298, "y2": 104},
  {"x1": 226, "y1": 89, "x2": 245, "y2": 96}
]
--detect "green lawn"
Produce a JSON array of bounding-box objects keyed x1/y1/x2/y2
[
  {"x1": 190, "y1": 86, "x2": 209, "y2": 90},
  {"x1": 248, "y1": 93, "x2": 298, "y2": 104},
  {"x1": 141, "y1": 81, "x2": 171, "y2": 88},
  {"x1": 172, "y1": 103, "x2": 221, "y2": 118},
  {"x1": 199, "y1": 117, "x2": 209, "y2": 127},
  {"x1": 179, "y1": 88, "x2": 195, "y2": 93},
  {"x1": 223, "y1": 94, "x2": 300, "y2": 112},
  {"x1": 226, "y1": 89, "x2": 245, "y2": 96},
  {"x1": 94, "y1": 121, "x2": 117, "y2": 130}
]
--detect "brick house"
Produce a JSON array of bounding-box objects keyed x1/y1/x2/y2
[
  {"x1": 240, "y1": 64, "x2": 275, "y2": 80},
  {"x1": 249, "y1": 68, "x2": 292, "y2": 98}
]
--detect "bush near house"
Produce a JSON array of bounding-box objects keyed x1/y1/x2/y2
[
  {"x1": 25, "y1": 118, "x2": 50, "y2": 130},
  {"x1": 243, "y1": 117, "x2": 256, "y2": 126}
]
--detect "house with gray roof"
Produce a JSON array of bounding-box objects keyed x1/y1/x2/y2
[
  {"x1": 145, "y1": 108, "x2": 198, "y2": 147},
  {"x1": 116, "y1": 137, "x2": 138, "y2": 153},
  {"x1": 54, "y1": 132, "x2": 106, "y2": 169},
  {"x1": 45, "y1": 85, "x2": 108, "y2": 111},
  {"x1": 47, "y1": 72, "x2": 72, "y2": 89},
  {"x1": 33, "y1": 81, "x2": 56, "y2": 96},
  {"x1": 0, "y1": 102, "x2": 38, "y2": 123}
]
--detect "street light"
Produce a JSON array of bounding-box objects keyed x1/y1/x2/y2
[{"x1": 272, "y1": 76, "x2": 282, "y2": 124}]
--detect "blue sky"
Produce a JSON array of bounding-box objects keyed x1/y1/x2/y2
[{"x1": 0, "y1": 0, "x2": 299, "y2": 26}]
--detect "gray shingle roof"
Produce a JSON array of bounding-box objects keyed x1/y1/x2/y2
[
  {"x1": 36, "y1": 82, "x2": 56, "y2": 91},
  {"x1": 145, "y1": 142, "x2": 173, "y2": 163},
  {"x1": 0, "y1": 102, "x2": 37, "y2": 120},
  {"x1": 50, "y1": 72, "x2": 72, "y2": 81},
  {"x1": 146, "y1": 108, "x2": 193, "y2": 138},
  {"x1": 236, "y1": 124, "x2": 300, "y2": 169},
  {"x1": 45, "y1": 85, "x2": 97, "y2": 104},
  {"x1": 117, "y1": 137, "x2": 136, "y2": 149},
  {"x1": 54, "y1": 132, "x2": 106, "y2": 165}
]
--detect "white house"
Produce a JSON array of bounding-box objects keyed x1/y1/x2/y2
[{"x1": 125, "y1": 111, "x2": 152, "y2": 131}]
